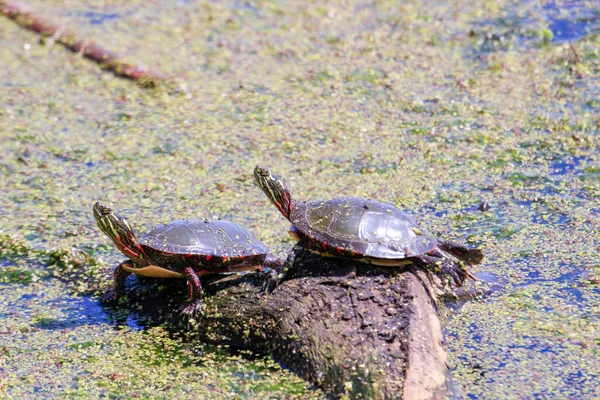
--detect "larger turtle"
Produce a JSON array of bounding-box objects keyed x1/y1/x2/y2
[
  {"x1": 253, "y1": 166, "x2": 482, "y2": 286},
  {"x1": 93, "y1": 202, "x2": 279, "y2": 315}
]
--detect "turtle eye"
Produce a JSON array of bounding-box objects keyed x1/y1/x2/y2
[
  {"x1": 254, "y1": 165, "x2": 268, "y2": 176},
  {"x1": 95, "y1": 203, "x2": 112, "y2": 216}
]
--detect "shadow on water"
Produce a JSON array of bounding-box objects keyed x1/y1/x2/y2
[
  {"x1": 100, "y1": 277, "x2": 190, "y2": 329},
  {"x1": 97, "y1": 271, "x2": 268, "y2": 331},
  {"x1": 31, "y1": 294, "x2": 108, "y2": 330}
]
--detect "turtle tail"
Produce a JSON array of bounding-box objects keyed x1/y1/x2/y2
[{"x1": 437, "y1": 239, "x2": 483, "y2": 266}]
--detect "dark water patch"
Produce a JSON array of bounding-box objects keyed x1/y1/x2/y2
[
  {"x1": 515, "y1": 262, "x2": 588, "y2": 286},
  {"x1": 68, "y1": 11, "x2": 122, "y2": 25},
  {"x1": 558, "y1": 285, "x2": 586, "y2": 303},
  {"x1": 543, "y1": 0, "x2": 600, "y2": 42},
  {"x1": 434, "y1": 209, "x2": 449, "y2": 218},
  {"x1": 470, "y1": 0, "x2": 600, "y2": 54},
  {"x1": 549, "y1": 155, "x2": 587, "y2": 176}
]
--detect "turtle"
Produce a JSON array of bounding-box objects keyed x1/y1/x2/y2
[
  {"x1": 93, "y1": 202, "x2": 280, "y2": 315},
  {"x1": 253, "y1": 165, "x2": 483, "y2": 287}
]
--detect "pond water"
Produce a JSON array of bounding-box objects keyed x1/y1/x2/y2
[{"x1": 1, "y1": 0, "x2": 599, "y2": 398}]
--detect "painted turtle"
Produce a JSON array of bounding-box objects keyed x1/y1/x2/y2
[
  {"x1": 93, "y1": 202, "x2": 279, "y2": 315},
  {"x1": 253, "y1": 166, "x2": 483, "y2": 286}
]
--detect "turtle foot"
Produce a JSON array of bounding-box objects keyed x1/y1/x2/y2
[
  {"x1": 261, "y1": 268, "x2": 283, "y2": 293},
  {"x1": 440, "y1": 262, "x2": 468, "y2": 287},
  {"x1": 179, "y1": 300, "x2": 203, "y2": 317}
]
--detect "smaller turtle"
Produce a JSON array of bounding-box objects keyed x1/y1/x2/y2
[
  {"x1": 253, "y1": 166, "x2": 482, "y2": 287},
  {"x1": 93, "y1": 202, "x2": 280, "y2": 315}
]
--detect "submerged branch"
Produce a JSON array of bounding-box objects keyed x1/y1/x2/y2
[{"x1": 0, "y1": 1, "x2": 179, "y2": 90}]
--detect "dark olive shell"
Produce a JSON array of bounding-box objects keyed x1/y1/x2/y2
[
  {"x1": 291, "y1": 197, "x2": 437, "y2": 259},
  {"x1": 139, "y1": 219, "x2": 269, "y2": 258}
]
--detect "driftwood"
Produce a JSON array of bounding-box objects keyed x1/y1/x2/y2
[
  {"x1": 0, "y1": 1, "x2": 178, "y2": 90},
  {"x1": 124, "y1": 252, "x2": 450, "y2": 399}
]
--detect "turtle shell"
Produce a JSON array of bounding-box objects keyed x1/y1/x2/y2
[
  {"x1": 290, "y1": 197, "x2": 437, "y2": 259},
  {"x1": 139, "y1": 219, "x2": 269, "y2": 258}
]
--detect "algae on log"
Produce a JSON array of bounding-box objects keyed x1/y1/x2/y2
[{"x1": 127, "y1": 253, "x2": 449, "y2": 399}]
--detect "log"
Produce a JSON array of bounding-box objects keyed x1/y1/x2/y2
[{"x1": 125, "y1": 252, "x2": 450, "y2": 399}]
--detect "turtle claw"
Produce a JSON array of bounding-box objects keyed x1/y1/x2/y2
[{"x1": 179, "y1": 300, "x2": 203, "y2": 317}]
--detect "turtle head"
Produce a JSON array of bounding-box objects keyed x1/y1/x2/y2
[
  {"x1": 253, "y1": 165, "x2": 294, "y2": 220},
  {"x1": 93, "y1": 202, "x2": 141, "y2": 261}
]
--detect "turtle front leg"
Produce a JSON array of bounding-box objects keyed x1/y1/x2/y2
[
  {"x1": 100, "y1": 260, "x2": 134, "y2": 304},
  {"x1": 180, "y1": 266, "x2": 203, "y2": 316}
]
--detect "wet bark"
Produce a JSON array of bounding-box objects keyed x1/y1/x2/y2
[{"x1": 126, "y1": 252, "x2": 450, "y2": 399}]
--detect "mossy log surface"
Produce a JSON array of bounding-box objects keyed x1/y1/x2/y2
[{"x1": 127, "y1": 253, "x2": 449, "y2": 399}]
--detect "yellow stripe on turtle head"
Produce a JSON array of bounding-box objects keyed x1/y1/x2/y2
[{"x1": 411, "y1": 227, "x2": 424, "y2": 236}]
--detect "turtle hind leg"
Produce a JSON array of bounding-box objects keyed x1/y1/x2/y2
[
  {"x1": 262, "y1": 241, "x2": 307, "y2": 293},
  {"x1": 100, "y1": 260, "x2": 134, "y2": 304},
  {"x1": 260, "y1": 254, "x2": 283, "y2": 293},
  {"x1": 438, "y1": 259, "x2": 475, "y2": 287},
  {"x1": 179, "y1": 266, "x2": 204, "y2": 316},
  {"x1": 437, "y1": 239, "x2": 484, "y2": 266},
  {"x1": 414, "y1": 253, "x2": 474, "y2": 287},
  {"x1": 261, "y1": 267, "x2": 282, "y2": 293},
  {"x1": 261, "y1": 249, "x2": 294, "y2": 293}
]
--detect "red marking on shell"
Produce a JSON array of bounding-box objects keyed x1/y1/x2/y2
[
  {"x1": 322, "y1": 242, "x2": 327, "y2": 249},
  {"x1": 336, "y1": 246, "x2": 342, "y2": 254},
  {"x1": 206, "y1": 254, "x2": 212, "y2": 261}
]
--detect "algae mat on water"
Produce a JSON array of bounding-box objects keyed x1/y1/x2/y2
[{"x1": 1, "y1": 0, "x2": 600, "y2": 398}]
